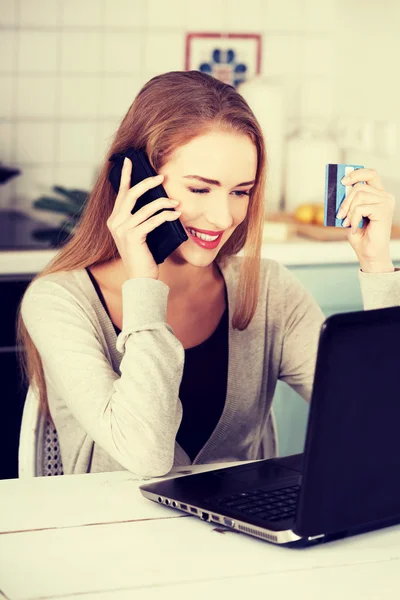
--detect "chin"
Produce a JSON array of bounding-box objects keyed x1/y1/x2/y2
[{"x1": 170, "y1": 241, "x2": 221, "y2": 268}]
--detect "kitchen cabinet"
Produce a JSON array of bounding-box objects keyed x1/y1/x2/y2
[
  {"x1": 0, "y1": 275, "x2": 33, "y2": 479},
  {"x1": 272, "y1": 261, "x2": 400, "y2": 457}
]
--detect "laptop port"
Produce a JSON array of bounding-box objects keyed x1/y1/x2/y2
[
  {"x1": 158, "y1": 497, "x2": 163, "y2": 503},
  {"x1": 164, "y1": 499, "x2": 170, "y2": 505},
  {"x1": 180, "y1": 503, "x2": 188, "y2": 510},
  {"x1": 200, "y1": 512, "x2": 210, "y2": 522},
  {"x1": 223, "y1": 517, "x2": 235, "y2": 527},
  {"x1": 190, "y1": 507, "x2": 197, "y2": 514},
  {"x1": 171, "y1": 501, "x2": 177, "y2": 508},
  {"x1": 211, "y1": 514, "x2": 220, "y2": 522}
]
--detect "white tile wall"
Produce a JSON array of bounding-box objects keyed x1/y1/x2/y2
[
  {"x1": 98, "y1": 76, "x2": 143, "y2": 119},
  {"x1": 146, "y1": 0, "x2": 188, "y2": 30},
  {"x1": 60, "y1": 32, "x2": 103, "y2": 73},
  {"x1": 19, "y1": 0, "x2": 58, "y2": 27},
  {"x1": 103, "y1": 32, "x2": 143, "y2": 74},
  {"x1": 0, "y1": 31, "x2": 17, "y2": 73},
  {"x1": 1, "y1": 0, "x2": 398, "y2": 217},
  {"x1": 0, "y1": 76, "x2": 13, "y2": 118},
  {"x1": 104, "y1": 0, "x2": 146, "y2": 28},
  {"x1": 16, "y1": 76, "x2": 57, "y2": 118},
  {"x1": 59, "y1": 76, "x2": 101, "y2": 119},
  {"x1": 18, "y1": 31, "x2": 58, "y2": 72},
  {"x1": 60, "y1": 0, "x2": 104, "y2": 28},
  {"x1": 0, "y1": 0, "x2": 17, "y2": 26}
]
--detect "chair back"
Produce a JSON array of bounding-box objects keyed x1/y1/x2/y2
[{"x1": 18, "y1": 386, "x2": 64, "y2": 477}]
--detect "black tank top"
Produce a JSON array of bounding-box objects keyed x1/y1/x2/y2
[{"x1": 86, "y1": 268, "x2": 229, "y2": 461}]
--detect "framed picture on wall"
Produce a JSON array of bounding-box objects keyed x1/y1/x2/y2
[{"x1": 185, "y1": 32, "x2": 262, "y2": 88}]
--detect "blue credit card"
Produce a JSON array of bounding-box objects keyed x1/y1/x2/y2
[{"x1": 324, "y1": 164, "x2": 364, "y2": 229}]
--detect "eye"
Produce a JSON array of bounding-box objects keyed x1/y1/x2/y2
[
  {"x1": 189, "y1": 187, "x2": 209, "y2": 194},
  {"x1": 232, "y1": 190, "x2": 251, "y2": 197},
  {"x1": 189, "y1": 188, "x2": 251, "y2": 197}
]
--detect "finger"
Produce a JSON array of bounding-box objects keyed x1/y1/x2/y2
[
  {"x1": 130, "y1": 197, "x2": 180, "y2": 226},
  {"x1": 112, "y1": 157, "x2": 133, "y2": 213},
  {"x1": 118, "y1": 173, "x2": 165, "y2": 218},
  {"x1": 118, "y1": 157, "x2": 132, "y2": 195},
  {"x1": 337, "y1": 185, "x2": 387, "y2": 219},
  {"x1": 133, "y1": 209, "x2": 182, "y2": 239},
  {"x1": 343, "y1": 202, "x2": 380, "y2": 232},
  {"x1": 341, "y1": 168, "x2": 385, "y2": 191}
]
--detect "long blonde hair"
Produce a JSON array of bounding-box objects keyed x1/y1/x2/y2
[{"x1": 17, "y1": 70, "x2": 267, "y2": 415}]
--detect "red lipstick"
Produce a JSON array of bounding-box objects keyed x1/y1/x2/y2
[{"x1": 185, "y1": 226, "x2": 224, "y2": 250}]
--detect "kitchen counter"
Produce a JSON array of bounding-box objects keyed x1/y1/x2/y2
[
  {"x1": 2, "y1": 238, "x2": 400, "y2": 275},
  {"x1": 1, "y1": 466, "x2": 399, "y2": 599}
]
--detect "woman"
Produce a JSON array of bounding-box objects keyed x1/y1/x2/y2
[{"x1": 18, "y1": 70, "x2": 399, "y2": 477}]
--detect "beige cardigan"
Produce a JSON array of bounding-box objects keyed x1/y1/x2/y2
[{"x1": 21, "y1": 255, "x2": 400, "y2": 477}]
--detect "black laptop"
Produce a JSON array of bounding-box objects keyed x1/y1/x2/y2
[{"x1": 140, "y1": 306, "x2": 400, "y2": 546}]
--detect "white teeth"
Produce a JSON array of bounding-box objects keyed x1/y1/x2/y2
[{"x1": 187, "y1": 228, "x2": 220, "y2": 242}]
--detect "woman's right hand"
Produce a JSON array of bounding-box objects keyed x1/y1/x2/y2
[{"x1": 107, "y1": 157, "x2": 181, "y2": 280}]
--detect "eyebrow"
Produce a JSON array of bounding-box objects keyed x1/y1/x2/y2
[{"x1": 182, "y1": 175, "x2": 255, "y2": 187}]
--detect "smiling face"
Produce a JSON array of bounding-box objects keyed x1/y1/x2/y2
[{"x1": 159, "y1": 129, "x2": 258, "y2": 268}]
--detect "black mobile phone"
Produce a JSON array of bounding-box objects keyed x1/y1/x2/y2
[{"x1": 108, "y1": 147, "x2": 188, "y2": 264}]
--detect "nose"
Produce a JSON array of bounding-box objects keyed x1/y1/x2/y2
[{"x1": 202, "y1": 193, "x2": 234, "y2": 232}]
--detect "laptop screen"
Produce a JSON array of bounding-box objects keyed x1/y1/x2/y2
[{"x1": 295, "y1": 306, "x2": 400, "y2": 537}]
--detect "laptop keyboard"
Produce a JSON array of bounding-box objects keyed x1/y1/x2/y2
[{"x1": 213, "y1": 485, "x2": 300, "y2": 522}]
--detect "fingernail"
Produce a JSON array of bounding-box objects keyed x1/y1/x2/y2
[
  {"x1": 336, "y1": 208, "x2": 344, "y2": 219},
  {"x1": 170, "y1": 199, "x2": 179, "y2": 205},
  {"x1": 154, "y1": 174, "x2": 164, "y2": 180},
  {"x1": 342, "y1": 217, "x2": 349, "y2": 227},
  {"x1": 341, "y1": 176, "x2": 350, "y2": 185}
]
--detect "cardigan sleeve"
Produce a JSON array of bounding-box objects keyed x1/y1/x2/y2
[{"x1": 21, "y1": 276, "x2": 185, "y2": 478}]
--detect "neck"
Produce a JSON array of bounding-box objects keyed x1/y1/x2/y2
[
  {"x1": 108, "y1": 256, "x2": 220, "y2": 299},
  {"x1": 158, "y1": 255, "x2": 220, "y2": 298}
]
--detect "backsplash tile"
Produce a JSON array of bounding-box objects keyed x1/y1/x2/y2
[
  {"x1": 60, "y1": 32, "x2": 102, "y2": 73},
  {"x1": 146, "y1": 0, "x2": 188, "y2": 29},
  {"x1": 301, "y1": 38, "x2": 334, "y2": 77},
  {"x1": 221, "y1": 0, "x2": 263, "y2": 33},
  {"x1": 16, "y1": 122, "x2": 56, "y2": 164},
  {"x1": 16, "y1": 76, "x2": 57, "y2": 118},
  {"x1": 262, "y1": 35, "x2": 302, "y2": 76},
  {"x1": 299, "y1": 77, "x2": 335, "y2": 121},
  {"x1": 53, "y1": 165, "x2": 97, "y2": 191},
  {"x1": 103, "y1": 32, "x2": 143, "y2": 74},
  {"x1": 0, "y1": 0, "x2": 16, "y2": 27},
  {"x1": 96, "y1": 120, "x2": 119, "y2": 159},
  {"x1": 104, "y1": 0, "x2": 147, "y2": 28},
  {"x1": 262, "y1": 0, "x2": 303, "y2": 32},
  {"x1": 60, "y1": 0, "x2": 104, "y2": 28},
  {"x1": 0, "y1": 76, "x2": 14, "y2": 118},
  {"x1": 0, "y1": 31, "x2": 17, "y2": 73},
  {"x1": 99, "y1": 76, "x2": 143, "y2": 119},
  {"x1": 144, "y1": 32, "x2": 185, "y2": 76},
  {"x1": 57, "y1": 122, "x2": 98, "y2": 164},
  {"x1": 0, "y1": 123, "x2": 14, "y2": 163},
  {"x1": 18, "y1": 31, "x2": 58, "y2": 73},
  {"x1": 59, "y1": 76, "x2": 101, "y2": 119},
  {"x1": 19, "y1": 0, "x2": 59, "y2": 27},
  {"x1": 14, "y1": 166, "x2": 56, "y2": 214},
  {"x1": 182, "y1": 0, "x2": 227, "y2": 31},
  {"x1": 303, "y1": 0, "x2": 335, "y2": 31}
]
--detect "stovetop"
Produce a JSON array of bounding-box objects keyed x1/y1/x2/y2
[{"x1": 0, "y1": 210, "x2": 64, "y2": 250}]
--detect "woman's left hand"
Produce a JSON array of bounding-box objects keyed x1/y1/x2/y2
[{"x1": 336, "y1": 168, "x2": 395, "y2": 271}]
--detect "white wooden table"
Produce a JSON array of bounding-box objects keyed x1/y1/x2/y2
[{"x1": 1, "y1": 462, "x2": 400, "y2": 600}]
